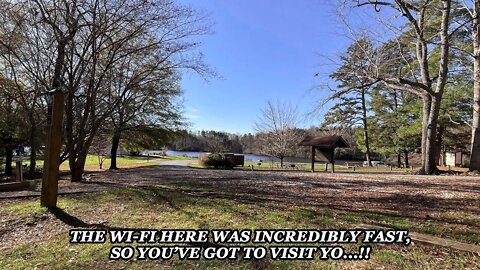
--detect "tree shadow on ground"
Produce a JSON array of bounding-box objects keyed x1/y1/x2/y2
[
  {"x1": 47, "y1": 166, "x2": 480, "y2": 237},
  {"x1": 48, "y1": 207, "x2": 120, "y2": 229},
  {"x1": 157, "y1": 182, "x2": 480, "y2": 230},
  {"x1": 47, "y1": 206, "x2": 269, "y2": 269},
  {"x1": 47, "y1": 207, "x2": 223, "y2": 249}
]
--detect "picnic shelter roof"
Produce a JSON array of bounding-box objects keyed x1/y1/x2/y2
[{"x1": 298, "y1": 135, "x2": 349, "y2": 148}]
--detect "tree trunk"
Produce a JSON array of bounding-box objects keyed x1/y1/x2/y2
[
  {"x1": 70, "y1": 160, "x2": 86, "y2": 182},
  {"x1": 420, "y1": 95, "x2": 432, "y2": 174},
  {"x1": 69, "y1": 151, "x2": 87, "y2": 182},
  {"x1": 470, "y1": 0, "x2": 480, "y2": 171},
  {"x1": 109, "y1": 132, "x2": 121, "y2": 170},
  {"x1": 434, "y1": 125, "x2": 444, "y2": 166},
  {"x1": 404, "y1": 151, "x2": 409, "y2": 168},
  {"x1": 28, "y1": 125, "x2": 37, "y2": 179},
  {"x1": 29, "y1": 146, "x2": 36, "y2": 179},
  {"x1": 4, "y1": 146, "x2": 13, "y2": 176},
  {"x1": 423, "y1": 0, "x2": 450, "y2": 174},
  {"x1": 361, "y1": 89, "x2": 372, "y2": 166},
  {"x1": 397, "y1": 153, "x2": 401, "y2": 168},
  {"x1": 424, "y1": 0, "x2": 450, "y2": 174},
  {"x1": 424, "y1": 95, "x2": 442, "y2": 174},
  {"x1": 71, "y1": 165, "x2": 84, "y2": 182},
  {"x1": 442, "y1": 146, "x2": 447, "y2": 166},
  {"x1": 280, "y1": 156, "x2": 284, "y2": 168}
]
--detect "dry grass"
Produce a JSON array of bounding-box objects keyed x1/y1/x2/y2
[{"x1": 0, "y1": 167, "x2": 479, "y2": 269}]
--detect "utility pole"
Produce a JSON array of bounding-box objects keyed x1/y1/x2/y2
[{"x1": 40, "y1": 89, "x2": 64, "y2": 208}]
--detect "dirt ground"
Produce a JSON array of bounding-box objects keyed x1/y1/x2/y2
[
  {"x1": 87, "y1": 166, "x2": 480, "y2": 218},
  {"x1": 1, "y1": 165, "x2": 479, "y2": 256}
]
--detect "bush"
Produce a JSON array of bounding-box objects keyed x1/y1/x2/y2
[
  {"x1": 462, "y1": 156, "x2": 470, "y2": 168},
  {"x1": 199, "y1": 153, "x2": 234, "y2": 169}
]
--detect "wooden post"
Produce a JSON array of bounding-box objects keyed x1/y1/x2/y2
[
  {"x1": 41, "y1": 89, "x2": 64, "y2": 208},
  {"x1": 331, "y1": 148, "x2": 335, "y2": 173},
  {"x1": 311, "y1": 146, "x2": 315, "y2": 172},
  {"x1": 15, "y1": 158, "x2": 24, "y2": 182}
]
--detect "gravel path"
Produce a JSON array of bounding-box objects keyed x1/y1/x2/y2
[{"x1": 153, "y1": 159, "x2": 194, "y2": 169}]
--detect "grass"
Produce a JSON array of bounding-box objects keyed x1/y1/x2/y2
[
  {"x1": 188, "y1": 162, "x2": 207, "y2": 169},
  {"x1": 172, "y1": 179, "x2": 480, "y2": 245},
  {"x1": 156, "y1": 155, "x2": 195, "y2": 160},
  {"x1": 189, "y1": 161, "x2": 412, "y2": 174},
  {"x1": 164, "y1": 171, "x2": 480, "y2": 246},
  {"x1": 6, "y1": 155, "x2": 194, "y2": 173},
  {"x1": 0, "y1": 187, "x2": 478, "y2": 269}
]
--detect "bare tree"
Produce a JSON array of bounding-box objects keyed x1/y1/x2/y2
[
  {"x1": 107, "y1": 61, "x2": 183, "y2": 170},
  {"x1": 205, "y1": 136, "x2": 227, "y2": 154},
  {"x1": 0, "y1": 0, "x2": 59, "y2": 178},
  {"x1": 255, "y1": 100, "x2": 301, "y2": 167},
  {"x1": 61, "y1": 0, "x2": 210, "y2": 181},
  {"x1": 466, "y1": 0, "x2": 480, "y2": 170},
  {"x1": 0, "y1": 0, "x2": 210, "y2": 181},
  {"x1": 451, "y1": 0, "x2": 480, "y2": 171},
  {"x1": 89, "y1": 134, "x2": 109, "y2": 170},
  {"x1": 349, "y1": 0, "x2": 453, "y2": 174}
]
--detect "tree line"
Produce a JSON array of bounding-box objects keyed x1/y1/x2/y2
[{"x1": 169, "y1": 125, "x2": 371, "y2": 165}]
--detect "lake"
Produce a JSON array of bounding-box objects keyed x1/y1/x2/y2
[{"x1": 164, "y1": 150, "x2": 310, "y2": 163}]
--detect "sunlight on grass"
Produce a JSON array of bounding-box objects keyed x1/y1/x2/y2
[
  {"x1": 3, "y1": 198, "x2": 81, "y2": 218},
  {"x1": 1, "y1": 188, "x2": 478, "y2": 269},
  {"x1": 189, "y1": 161, "x2": 412, "y2": 174},
  {"x1": 11, "y1": 155, "x2": 193, "y2": 173}
]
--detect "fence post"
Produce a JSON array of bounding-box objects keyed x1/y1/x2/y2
[
  {"x1": 41, "y1": 89, "x2": 65, "y2": 208},
  {"x1": 15, "y1": 157, "x2": 23, "y2": 182}
]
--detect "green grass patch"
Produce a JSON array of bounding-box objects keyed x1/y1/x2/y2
[
  {"x1": 188, "y1": 163, "x2": 207, "y2": 169},
  {"x1": 9, "y1": 155, "x2": 163, "y2": 172},
  {"x1": 159, "y1": 155, "x2": 195, "y2": 160},
  {"x1": 3, "y1": 199, "x2": 78, "y2": 217},
  {"x1": 188, "y1": 161, "x2": 412, "y2": 174},
  {"x1": 0, "y1": 187, "x2": 478, "y2": 269},
  {"x1": 64, "y1": 155, "x2": 161, "y2": 171}
]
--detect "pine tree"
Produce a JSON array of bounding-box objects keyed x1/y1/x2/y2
[
  {"x1": 324, "y1": 38, "x2": 376, "y2": 166},
  {"x1": 365, "y1": 87, "x2": 421, "y2": 167}
]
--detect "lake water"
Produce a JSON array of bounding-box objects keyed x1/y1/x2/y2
[
  {"x1": 165, "y1": 150, "x2": 274, "y2": 161},
  {"x1": 164, "y1": 150, "x2": 310, "y2": 163}
]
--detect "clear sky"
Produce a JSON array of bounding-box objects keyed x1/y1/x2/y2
[{"x1": 177, "y1": 0, "x2": 354, "y2": 134}]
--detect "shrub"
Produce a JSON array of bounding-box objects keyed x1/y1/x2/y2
[
  {"x1": 462, "y1": 156, "x2": 470, "y2": 168},
  {"x1": 199, "y1": 153, "x2": 234, "y2": 169}
]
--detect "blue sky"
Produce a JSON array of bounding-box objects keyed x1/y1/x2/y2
[{"x1": 178, "y1": 0, "x2": 354, "y2": 134}]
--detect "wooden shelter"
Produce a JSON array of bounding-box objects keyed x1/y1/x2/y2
[{"x1": 298, "y1": 135, "x2": 350, "y2": 173}]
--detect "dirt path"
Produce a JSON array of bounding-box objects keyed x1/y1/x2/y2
[{"x1": 154, "y1": 159, "x2": 193, "y2": 169}]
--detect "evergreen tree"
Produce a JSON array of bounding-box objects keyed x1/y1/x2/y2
[
  {"x1": 324, "y1": 38, "x2": 376, "y2": 166},
  {"x1": 0, "y1": 77, "x2": 27, "y2": 175},
  {"x1": 364, "y1": 88, "x2": 422, "y2": 167}
]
